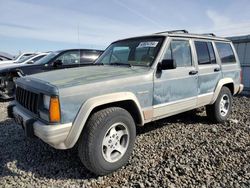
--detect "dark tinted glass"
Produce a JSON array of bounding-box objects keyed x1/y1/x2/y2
[
  {"x1": 216, "y1": 42, "x2": 236, "y2": 63},
  {"x1": 207, "y1": 42, "x2": 216, "y2": 64},
  {"x1": 81, "y1": 51, "x2": 102, "y2": 63},
  {"x1": 195, "y1": 41, "x2": 210, "y2": 65}
]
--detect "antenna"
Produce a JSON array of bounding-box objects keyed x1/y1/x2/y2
[
  {"x1": 77, "y1": 23, "x2": 80, "y2": 66},
  {"x1": 77, "y1": 23, "x2": 80, "y2": 48}
]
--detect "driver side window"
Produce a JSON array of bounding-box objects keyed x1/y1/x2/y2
[
  {"x1": 56, "y1": 51, "x2": 80, "y2": 65},
  {"x1": 163, "y1": 39, "x2": 192, "y2": 67}
]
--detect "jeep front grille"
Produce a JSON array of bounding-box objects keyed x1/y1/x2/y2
[{"x1": 16, "y1": 87, "x2": 39, "y2": 114}]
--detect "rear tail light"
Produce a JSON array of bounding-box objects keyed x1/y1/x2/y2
[{"x1": 49, "y1": 96, "x2": 61, "y2": 123}]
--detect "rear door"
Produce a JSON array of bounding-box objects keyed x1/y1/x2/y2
[
  {"x1": 215, "y1": 42, "x2": 241, "y2": 92},
  {"x1": 153, "y1": 37, "x2": 198, "y2": 119},
  {"x1": 193, "y1": 40, "x2": 222, "y2": 106}
]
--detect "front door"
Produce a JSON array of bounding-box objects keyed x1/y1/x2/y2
[
  {"x1": 51, "y1": 50, "x2": 81, "y2": 70},
  {"x1": 153, "y1": 38, "x2": 198, "y2": 119}
]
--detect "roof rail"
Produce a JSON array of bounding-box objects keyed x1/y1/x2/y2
[
  {"x1": 202, "y1": 33, "x2": 216, "y2": 37},
  {"x1": 155, "y1": 30, "x2": 189, "y2": 34}
]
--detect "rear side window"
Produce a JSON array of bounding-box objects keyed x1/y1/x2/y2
[
  {"x1": 81, "y1": 51, "x2": 102, "y2": 63},
  {"x1": 195, "y1": 41, "x2": 216, "y2": 65},
  {"x1": 216, "y1": 42, "x2": 236, "y2": 63},
  {"x1": 163, "y1": 39, "x2": 192, "y2": 67}
]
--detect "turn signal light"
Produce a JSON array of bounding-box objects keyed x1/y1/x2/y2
[{"x1": 49, "y1": 96, "x2": 61, "y2": 123}]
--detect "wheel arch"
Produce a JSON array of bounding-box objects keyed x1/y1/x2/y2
[
  {"x1": 64, "y1": 92, "x2": 144, "y2": 148},
  {"x1": 90, "y1": 100, "x2": 143, "y2": 126},
  {"x1": 211, "y1": 78, "x2": 235, "y2": 104}
]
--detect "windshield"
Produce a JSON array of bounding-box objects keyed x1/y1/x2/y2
[
  {"x1": 15, "y1": 54, "x2": 36, "y2": 63},
  {"x1": 14, "y1": 54, "x2": 23, "y2": 60},
  {"x1": 35, "y1": 52, "x2": 59, "y2": 64},
  {"x1": 96, "y1": 36, "x2": 164, "y2": 67},
  {"x1": 14, "y1": 54, "x2": 33, "y2": 61}
]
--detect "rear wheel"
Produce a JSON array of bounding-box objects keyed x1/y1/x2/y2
[
  {"x1": 78, "y1": 107, "x2": 136, "y2": 175},
  {"x1": 206, "y1": 86, "x2": 232, "y2": 123}
]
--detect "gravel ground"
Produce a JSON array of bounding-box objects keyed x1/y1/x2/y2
[{"x1": 0, "y1": 96, "x2": 249, "y2": 187}]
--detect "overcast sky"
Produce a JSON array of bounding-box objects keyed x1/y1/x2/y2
[{"x1": 0, "y1": 0, "x2": 250, "y2": 55}]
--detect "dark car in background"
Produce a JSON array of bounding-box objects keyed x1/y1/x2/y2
[{"x1": 0, "y1": 49, "x2": 103, "y2": 99}]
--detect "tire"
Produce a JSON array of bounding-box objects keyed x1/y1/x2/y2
[
  {"x1": 78, "y1": 107, "x2": 136, "y2": 175},
  {"x1": 206, "y1": 86, "x2": 232, "y2": 123}
]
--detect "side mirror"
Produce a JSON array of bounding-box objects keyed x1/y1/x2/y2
[
  {"x1": 52, "y1": 59, "x2": 63, "y2": 67},
  {"x1": 26, "y1": 60, "x2": 34, "y2": 64},
  {"x1": 157, "y1": 59, "x2": 176, "y2": 71}
]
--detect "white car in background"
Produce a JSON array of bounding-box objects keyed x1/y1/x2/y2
[
  {"x1": 0, "y1": 52, "x2": 36, "y2": 64},
  {"x1": 14, "y1": 52, "x2": 49, "y2": 65},
  {"x1": 0, "y1": 53, "x2": 49, "y2": 68}
]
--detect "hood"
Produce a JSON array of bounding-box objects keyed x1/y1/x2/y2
[
  {"x1": 0, "y1": 62, "x2": 25, "y2": 72},
  {"x1": 0, "y1": 61, "x2": 14, "y2": 65},
  {"x1": 28, "y1": 65, "x2": 150, "y2": 89}
]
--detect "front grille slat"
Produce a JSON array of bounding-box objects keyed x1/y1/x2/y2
[
  {"x1": 20, "y1": 90, "x2": 24, "y2": 105},
  {"x1": 20, "y1": 88, "x2": 23, "y2": 105},
  {"x1": 16, "y1": 87, "x2": 19, "y2": 101},
  {"x1": 34, "y1": 94, "x2": 38, "y2": 114},
  {"x1": 30, "y1": 93, "x2": 34, "y2": 112},
  {"x1": 25, "y1": 90, "x2": 28, "y2": 108},
  {"x1": 22, "y1": 89, "x2": 25, "y2": 107},
  {"x1": 15, "y1": 87, "x2": 39, "y2": 115}
]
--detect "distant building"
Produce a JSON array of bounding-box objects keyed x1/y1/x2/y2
[{"x1": 228, "y1": 35, "x2": 250, "y2": 94}]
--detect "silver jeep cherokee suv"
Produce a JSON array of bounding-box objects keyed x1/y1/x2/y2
[{"x1": 8, "y1": 30, "x2": 244, "y2": 175}]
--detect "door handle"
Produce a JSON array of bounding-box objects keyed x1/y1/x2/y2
[
  {"x1": 189, "y1": 70, "x2": 198, "y2": 75},
  {"x1": 214, "y1": 67, "x2": 221, "y2": 72}
]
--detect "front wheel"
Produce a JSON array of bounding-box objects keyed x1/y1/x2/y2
[
  {"x1": 78, "y1": 107, "x2": 136, "y2": 175},
  {"x1": 206, "y1": 86, "x2": 233, "y2": 123}
]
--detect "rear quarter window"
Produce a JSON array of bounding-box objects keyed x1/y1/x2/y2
[
  {"x1": 81, "y1": 51, "x2": 102, "y2": 63},
  {"x1": 216, "y1": 42, "x2": 236, "y2": 63}
]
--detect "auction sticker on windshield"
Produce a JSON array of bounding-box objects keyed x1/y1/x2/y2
[{"x1": 138, "y1": 41, "x2": 159, "y2": 48}]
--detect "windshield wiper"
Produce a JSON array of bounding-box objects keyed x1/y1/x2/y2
[{"x1": 109, "y1": 62, "x2": 132, "y2": 67}]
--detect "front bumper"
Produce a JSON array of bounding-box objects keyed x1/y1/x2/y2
[{"x1": 8, "y1": 104, "x2": 72, "y2": 149}]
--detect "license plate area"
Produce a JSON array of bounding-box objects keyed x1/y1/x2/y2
[{"x1": 14, "y1": 112, "x2": 35, "y2": 138}]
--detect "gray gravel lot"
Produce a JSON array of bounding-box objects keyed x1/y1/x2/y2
[{"x1": 0, "y1": 96, "x2": 250, "y2": 187}]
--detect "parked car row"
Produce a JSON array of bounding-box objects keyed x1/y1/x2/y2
[
  {"x1": 6, "y1": 30, "x2": 244, "y2": 176},
  {"x1": 0, "y1": 51, "x2": 14, "y2": 61},
  {"x1": 0, "y1": 49, "x2": 103, "y2": 99},
  {"x1": 0, "y1": 52, "x2": 36, "y2": 64}
]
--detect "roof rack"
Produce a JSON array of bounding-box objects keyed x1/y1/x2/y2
[
  {"x1": 155, "y1": 30, "x2": 189, "y2": 34},
  {"x1": 201, "y1": 33, "x2": 216, "y2": 37}
]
